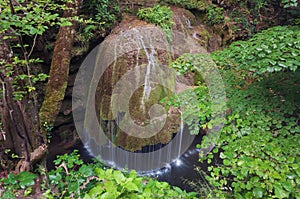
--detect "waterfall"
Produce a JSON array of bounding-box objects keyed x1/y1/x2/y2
[
  {"x1": 183, "y1": 15, "x2": 192, "y2": 29},
  {"x1": 74, "y1": 24, "x2": 206, "y2": 174},
  {"x1": 109, "y1": 121, "x2": 115, "y2": 167},
  {"x1": 177, "y1": 111, "x2": 184, "y2": 158},
  {"x1": 112, "y1": 39, "x2": 118, "y2": 85},
  {"x1": 133, "y1": 28, "x2": 158, "y2": 111}
]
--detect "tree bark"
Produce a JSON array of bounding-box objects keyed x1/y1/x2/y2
[
  {"x1": 0, "y1": 0, "x2": 81, "y2": 172},
  {"x1": 0, "y1": 33, "x2": 38, "y2": 172},
  {"x1": 39, "y1": 0, "x2": 82, "y2": 137}
]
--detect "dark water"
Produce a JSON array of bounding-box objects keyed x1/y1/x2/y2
[
  {"x1": 47, "y1": 131, "x2": 217, "y2": 193},
  {"x1": 155, "y1": 135, "x2": 210, "y2": 192}
]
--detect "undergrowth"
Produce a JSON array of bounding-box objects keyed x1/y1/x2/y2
[{"x1": 0, "y1": 150, "x2": 198, "y2": 198}]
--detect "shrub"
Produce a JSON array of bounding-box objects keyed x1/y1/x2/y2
[
  {"x1": 197, "y1": 26, "x2": 300, "y2": 198},
  {"x1": 205, "y1": 5, "x2": 225, "y2": 26},
  {"x1": 281, "y1": 0, "x2": 298, "y2": 8},
  {"x1": 83, "y1": 0, "x2": 120, "y2": 29},
  {"x1": 0, "y1": 150, "x2": 198, "y2": 198},
  {"x1": 166, "y1": 26, "x2": 300, "y2": 198},
  {"x1": 0, "y1": 171, "x2": 37, "y2": 198},
  {"x1": 201, "y1": 71, "x2": 300, "y2": 198},
  {"x1": 137, "y1": 4, "x2": 174, "y2": 40},
  {"x1": 211, "y1": 26, "x2": 300, "y2": 77},
  {"x1": 165, "y1": 54, "x2": 213, "y2": 135},
  {"x1": 164, "y1": 0, "x2": 210, "y2": 10}
]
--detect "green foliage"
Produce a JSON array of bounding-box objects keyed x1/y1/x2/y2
[
  {"x1": 85, "y1": 168, "x2": 197, "y2": 199},
  {"x1": 169, "y1": 54, "x2": 196, "y2": 74},
  {"x1": 281, "y1": 0, "x2": 298, "y2": 8},
  {"x1": 205, "y1": 5, "x2": 225, "y2": 26},
  {"x1": 164, "y1": 54, "x2": 213, "y2": 135},
  {"x1": 0, "y1": 0, "x2": 65, "y2": 35},
  {"x1": 162, "y1": 85, "x2": 211, "y2": 135},
  {"x1": 0, "y1": 171, "x2": 37, "y2": 198},
  {"x1": 229, "y1": 9, "x2": 256, "y2": 39},
  {"x1": 166, "y1": 25, "x2": 300, "y2": 198},
  {"x1": 0, "y1": 0, "x2": 70, "y2": 102},
  {"x1": 191, "y1": 26, "x2": 300, "y2": 198},
  {"x1": 45, "y1": 150, "x2": 96, "y2": 198},
  {"x1": 83, "y1": 0, "x2": 120, "y2": 30},
  {"x1": 201, "y1": 70, "x2": 300, "y2": 198},
  {"x1": 48, "y1": 151, "x2": 197, "y2": 198},
  {"x1": 164, "y1": 0, "x2": 210, "y2": 10},
  {"x1": 137, "y1": 4, "x2": 174, "y2": 40},
  {"x1": 212, "y1": 26, "x2": 300, "y2": 77},
  {"x1": 0, "y1": 150, "x2": 197, "y2": 198},
  {"x1": 73, "y1": 0, "x2": 120, "y2": 53}
]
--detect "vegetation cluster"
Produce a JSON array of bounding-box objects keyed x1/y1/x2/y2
[
  {"x1": 0, "y1": 0, "x2": 299, "y2": 198},
  {"x1": 167, "y1": 25, "x2": 300, "y2": 198},
  {"x1": 1, "y1": 151, "x2": 197, "y2": 198}
]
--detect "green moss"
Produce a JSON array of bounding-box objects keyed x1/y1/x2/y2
[
  {"x1": 99, "y1": 94, "x2": 113, "y2": 120},
  {"x1": 114, "y1": 104, "x2": 181, "y2": 152},
  {"x1": 193, "y1": 28, "x2": 211, "y2": 49},
  {"x1": 137, "y1": 4, "x2": 174, "y2": 40},
  {"x1": 95, "y1": 40, "x2": 181, "y2": 151},
  {"x1": 164, "y1": 0, "x2": 211, "y2": 11},
  {"x1": 39, "y1": 81, "x2": 68, "y2": 129}
]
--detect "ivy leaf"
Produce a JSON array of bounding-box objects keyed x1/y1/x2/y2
[
  {"x1": 274, "y1": 185, "x2": 289, "y2": 199},
  {"x1": 219, "y1": 152, "x2": 226, "y2": 159},
  {"x1": 281, "y1": 181, "x2": 293, "y2": 192},
  {"x1": 113, "y1": 170, "x2": 126, "y2": 184},
  {"x1": 125, "y1": 181, "x2": 139, "y2": 192},
  {"x1": 253, "y1": 187, "x2": 264, "y2": 198},
  {"x1": 16, "y1": 172, "x2": 37, "y2": 189}
]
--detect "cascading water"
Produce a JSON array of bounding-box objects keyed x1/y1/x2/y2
[
  {"x1": 183, "y1": 15, "x2": 192, "y2": 29},
  {"x1": 69, "y1": 8, "x2": 227, "y2": 192},
  {"x1": 133, "y1": 28, "x2": 157, "y2": 111},
  {"x1": 73, "y1": 25, "x2": 201, "y2": 174},
  {"x1": 72, "y1": 12, "x2": 226, "y2": 184}
]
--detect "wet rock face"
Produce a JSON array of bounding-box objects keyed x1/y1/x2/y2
[
  {"x1": 92, "y1": 8, "x2": 221, "y2": 152},
  {"x1": 119, "y1": 0, "x2": 158, "y2": 11},
  {"x1": 171, "y1": 7, "x2": 222, "y2": 52},
  {"x1": 95, "y1": 22, "x2": 181, "y2": 151},
  {"x1": 54, "y1": 6, "x2": 221, "y2": 152}
]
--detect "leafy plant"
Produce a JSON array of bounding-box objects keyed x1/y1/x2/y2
[
  {"x1": 281, "y1": 0, "x2": 298, "y2": 8},
  {"x1": 205, "y1": 5, "x2": 225, "y2": 26},
  {"x1": 0, "y1": 150, "x2": 198, "y2": 198},
  {"x1": 48, "y1": 150, "x2": 197, "y2": 198},
  {"x1": 163, "y1": 54, "x2": 214, "y2": 135},
  {"x1": 45, "y1": 150, "x2": 97, "y2": 198},
  {"x1": 137, "y1": 4, "x2": 174, "y2": 40},
  {"x1": 230, "y1": 9, "x2": 256, "y2": 39},
  {"x1": 195, "y1": 26, "x2": 300, "y2": 198},
  {"x1": 0, "y1": 0, "x2": 65, "y2": 36},
  {"x1": 200, "y1": 71, "x2": 300, "y2": 198},
  {"x1": 164, "y1": 0, "x2": 210, "y2": 10},
  {"x1": 85, "y1": 168, "x2": 197, "y2": 199},
  {"x1": 0, "y1": 171, "x2": 37, "y2": 198},
  {"x1": 167, "y1": 25, "x2": 300, "y2": 198},
  {"x1": 83, "y1": 0, "x2": 120, "y2": 30},
  {"x1": 0, "y1": 0, "x2": 67, "y2": 101},
  {"x1": 212, "y1": 26, "x2": 300, "y2": 77}
]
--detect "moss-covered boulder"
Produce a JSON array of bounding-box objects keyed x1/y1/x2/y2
[{"x1": 93, "y1": 8, "x2": 220, "y2": 151}]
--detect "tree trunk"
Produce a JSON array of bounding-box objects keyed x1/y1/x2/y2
[
  {"x1": 0, "y1": 0, "x2": 81, "y2": 172},
  {"x1": 39, "y1": 0, "x2": 82, "y2": 137},
  {"x1": 0, "y1": 33, "x2": 45, "y2": 172}
]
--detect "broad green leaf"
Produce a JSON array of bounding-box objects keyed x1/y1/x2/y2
[{"x1": 253, "y1": 187, "x2": 264, "y2": 198}]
